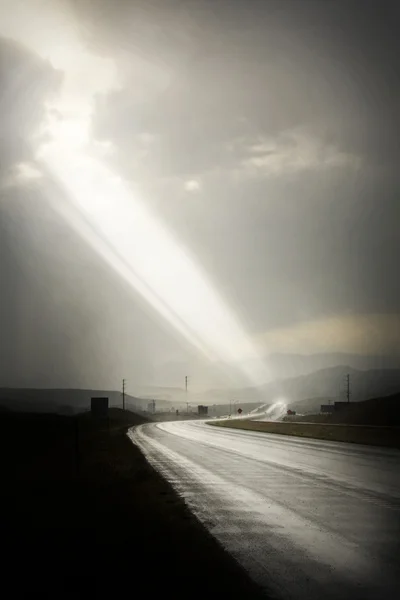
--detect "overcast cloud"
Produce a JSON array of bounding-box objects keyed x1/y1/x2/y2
[{"x1": 0, "y1": 0, "x2": 399, "y2": 392}]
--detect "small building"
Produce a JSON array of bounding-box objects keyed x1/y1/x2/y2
[
  {"x1": 91, "y1": 397, "x2": 109, "y2": 418},
  {"x1": 198, "y1": 405, "x2": 208, "y2": 416}
]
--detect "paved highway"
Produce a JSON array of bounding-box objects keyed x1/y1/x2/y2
[{"x1": 129, "y1": 421, "x2": 400, "y2": 600}]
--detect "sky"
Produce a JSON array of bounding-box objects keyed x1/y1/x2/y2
[{"x1": 0, "y1": 0, "x2": 399, "y2": 393}]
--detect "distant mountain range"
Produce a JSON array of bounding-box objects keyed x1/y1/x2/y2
[
  {"x1": 133, "y1": 363, "x2": 400, "y2": 413},
  {"x1": 153, "y1": 352, "x2": 399, "y2": 396},
  {"x1": 194, "y1": 365, "x2": 400, "y2": 407},
  {"x1": 133, "y1": 385, "x2": 188, "y2": 402},
  {"x1": 264, "y1": 352, "x2": 399, "y2": 380},
  {"x1": 1, "y1": 361, "x2": 400, "y2": 416},
  {"x1": 269, "y1": 365, "x2": 400, "y2": 405}
]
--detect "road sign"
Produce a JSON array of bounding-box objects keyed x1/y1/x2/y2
[{"x1": 237, "y1": 408, "x2": 243, "y2": 414}]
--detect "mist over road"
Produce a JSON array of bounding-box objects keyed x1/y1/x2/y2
[{"x1": 130, "y1": 421, "x2": 400, "y2": 600}]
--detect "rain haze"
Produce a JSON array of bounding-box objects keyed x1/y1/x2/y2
[
  {"x1": 2, "y1": 4, "x2": 400, "y2": 600},
  {"x1": 1, "y1": 0, "x2": 399, "y2": 395}
]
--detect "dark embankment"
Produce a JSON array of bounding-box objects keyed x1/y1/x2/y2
[{"x1": 0, "y1": 408, "x2": 266, "y2": 599}]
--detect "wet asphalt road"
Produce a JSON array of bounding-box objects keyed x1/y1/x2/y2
[{"x1": 129, "y1": 421, "x2": 400, "y2": 600}]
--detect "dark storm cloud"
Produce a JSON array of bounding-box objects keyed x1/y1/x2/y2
[
  {"x1": 85, "y1": 0, "x2": 400, "y2": 177},
  {"x1": 294, "y1": 0, "x2": 400, "y2": 169},
  {"x1": 70, "y1": 0, "x2": 400, "y2": 338}
]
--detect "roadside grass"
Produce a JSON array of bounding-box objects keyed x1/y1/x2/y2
[{"x1": 209, "y1": 418, "x2": 400, "y2": 448}]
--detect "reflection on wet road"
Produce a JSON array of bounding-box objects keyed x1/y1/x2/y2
[{"x1": 129, "y1": 421, "x2": 400, "y2": 600}]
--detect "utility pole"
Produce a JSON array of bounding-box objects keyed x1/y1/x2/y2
[
  {"x1": 346, "y1": 373, "x2": 351, "y2": 403},
  {"x1": 185, "y1": 375, "x2": 188, "y2": 413},
  {"x1": 122, "y1": 378, "x2": 126, "y2": 411}
]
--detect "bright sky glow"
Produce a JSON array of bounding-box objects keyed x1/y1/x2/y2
[{"x1": 184, "y1": 179, "x2": 201, "y2": 192}]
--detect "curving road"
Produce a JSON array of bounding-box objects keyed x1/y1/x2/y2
[{"x1": 129, "y1": 420, "x2": 400, "y2": 600}]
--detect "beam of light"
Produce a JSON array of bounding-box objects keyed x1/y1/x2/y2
[
  {"x1": 37, "y1": 133, "x2": 270, "y2": 387},
  {"x1": 2, "y1": 1, "x2": 270, "y2": 387}
]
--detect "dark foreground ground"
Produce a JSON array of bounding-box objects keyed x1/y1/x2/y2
[{"x1": 0, "y1": 409, "x2": 266, "y2": 599}]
